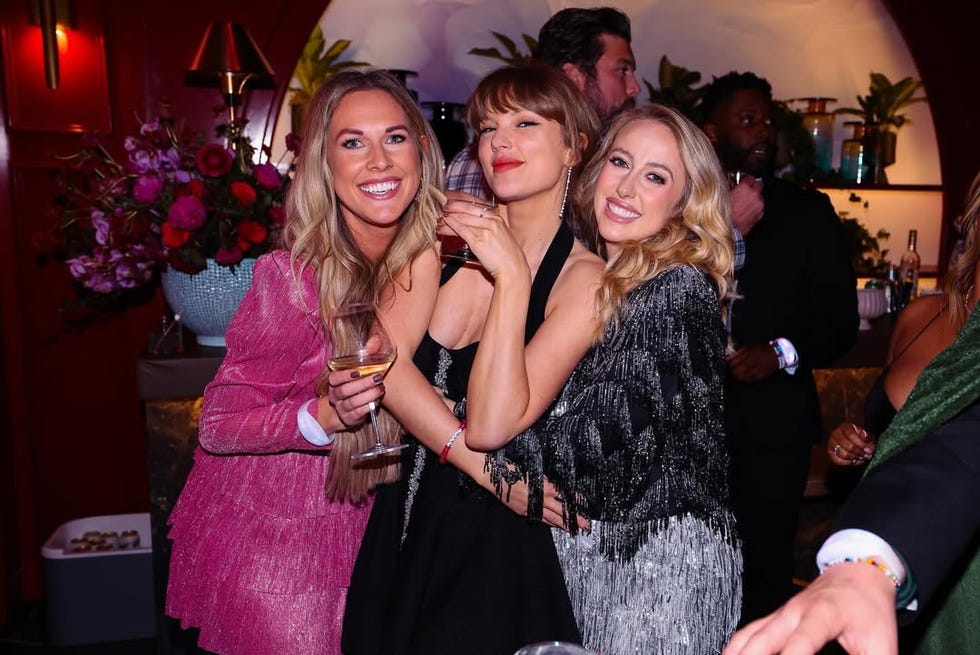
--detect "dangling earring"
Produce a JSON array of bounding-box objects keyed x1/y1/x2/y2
[{"x1": 559, "y1": 165, "x2": 572, "y2": 220}]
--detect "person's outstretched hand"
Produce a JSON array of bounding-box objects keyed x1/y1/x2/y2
[{"x1": 722, "y1": 562, "x2": 898, "y2": 655}]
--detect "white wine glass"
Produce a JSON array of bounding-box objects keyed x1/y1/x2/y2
[{"x1": 327, "y1": 303, "x2": 407, "y2": 461}]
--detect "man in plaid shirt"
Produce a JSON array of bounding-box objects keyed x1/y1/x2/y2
[{"x1": 446, "y1": 7, "x2": 751, "y2": 266}]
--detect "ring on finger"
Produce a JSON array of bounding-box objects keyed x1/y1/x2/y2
[{"x1": 832, "y1": 443, "x2": 842, "y2": 456}]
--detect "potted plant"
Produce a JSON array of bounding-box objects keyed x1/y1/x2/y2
[
  {"x1": 835, "y1": 72, "x2": 927, "y2": 176},
  {"x1": 288, "y1": 26, "x2": 369, "y2": 133},
  {"x1": 468, "y1": 31, "x2": 536, "y2": 65}
]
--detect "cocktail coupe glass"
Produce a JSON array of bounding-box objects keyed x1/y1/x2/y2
[{"x1": 327, "y1": 303, "x2": 406, "y2": 461}]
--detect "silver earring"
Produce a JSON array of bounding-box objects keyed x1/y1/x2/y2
[{"x1": 559, "y1": 166, "x2": 572, "y2": 219}]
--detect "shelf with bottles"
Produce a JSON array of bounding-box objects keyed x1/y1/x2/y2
[
  {"x1": 814, "y1": 183, "x2": 942, "y2": 192},
  {"x1": 823, "y1": 186, "x2": 942, "y2": 274}
]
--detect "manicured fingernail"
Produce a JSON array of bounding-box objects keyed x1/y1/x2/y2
[
  {"x1": 372, "y1": 373, "x2": 383, "y2": 383},
  {"x1": 349, "y1": 371, "x2": 361, "y2": 379}
]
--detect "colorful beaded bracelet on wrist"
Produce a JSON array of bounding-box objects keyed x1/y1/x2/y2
[
  {"x1": 439, "y1": 421, "x2": 466, "y2": 465},
  {"x1": 822, "y1": 556, "x2": 901, "y2": 588}
]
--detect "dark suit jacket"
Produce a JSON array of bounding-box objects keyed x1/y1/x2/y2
[
  {"x1": 726, "y1": 177, "x2": 859, "y2": 447},
  {"x1": 834, "y1": 397, "x2": 980, "y2": 615}
]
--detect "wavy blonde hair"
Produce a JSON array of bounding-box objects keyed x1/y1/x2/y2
[
  {"x1": 282, "y1": 69, "x2": 444, "y2": 502},
  {"x1": 943, "y1": 170, "x2": 980, "y2": 329},
  {"x1": 464, "y1": 63, "x2": 600, "y2": 237},
  {"x1": 574, "y1": 104, "x2": 735, "y2": 334}
]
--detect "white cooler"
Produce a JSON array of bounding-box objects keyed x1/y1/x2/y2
[{"x1": 41, "y1": 512, "x2": 156, "y2": 645}]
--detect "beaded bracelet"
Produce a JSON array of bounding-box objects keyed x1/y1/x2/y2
[
  {"x1": 821, "y1": 556, "x2": 901, "y2": 588},
  {"x1": 439, "y1": 421, "x2": 466, "y2": 465}
]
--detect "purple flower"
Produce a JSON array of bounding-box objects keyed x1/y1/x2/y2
[
  {"x1": 252, "y1": 163, "x2": 281, "y2": 190},
  {"x1": 66, "y1": 256, "x2": 90, "y2": 280},
  {"x1": 92, "y1": 213, "x2": 111, "y2": 245},
  {"x1": 128, "y1": 149, "x2": 159, "y2": 174},
  {"x1": 140, "y1": 121, "x2": 160, "y2": 135},
  {"x1": 133, "y1": 175, "x2": 164, "y2": 203},
  {"x1": 124, "y1": 136, "x2": 139, "y2": 152},
  {"x1": 166, "y1": 195, "x2": 207, "y2": 231}
]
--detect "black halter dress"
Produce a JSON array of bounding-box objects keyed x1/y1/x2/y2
[{"x1": 342, "y1": 222, "x2": 581, "y2": 655}]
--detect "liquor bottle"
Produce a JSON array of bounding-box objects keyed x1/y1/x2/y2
[{"x1": 898, "y1": 229, "x2": 921, "y2": 307}]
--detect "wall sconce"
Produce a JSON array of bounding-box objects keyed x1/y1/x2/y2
[
  {"x1": 185, "y1": 22, "x2": 275, "y2": 125},
  {"x1": 30, "y1": 0, "x2": 74, "y2": 90}
]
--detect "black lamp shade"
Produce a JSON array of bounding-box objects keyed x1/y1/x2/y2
[{"x1": 185, "y1": 21, "x2": 275, "y2": 89}]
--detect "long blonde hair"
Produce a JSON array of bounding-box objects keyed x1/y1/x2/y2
[
  {"x1": 575, "y1": 104, "x2": 735, "y2": 333},
  {"x1": 943, "y1": 170, "x2": 980, "y2": 329},
  {"x1": 283, "y1": 69, "x2": 444, "y2": 502}
]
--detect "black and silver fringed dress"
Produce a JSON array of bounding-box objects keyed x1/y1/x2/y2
[{"x1": 491, "y1": 264, "x2": 743, "y2": 655}]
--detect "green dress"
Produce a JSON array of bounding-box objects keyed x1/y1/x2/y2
[{"x1": 867, "y1": 305, "x2": 980, "y2": 654}]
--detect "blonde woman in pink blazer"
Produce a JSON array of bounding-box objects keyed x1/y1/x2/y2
[{"x1": 165, "y1": 70, "x2": 445, "y2": 655}]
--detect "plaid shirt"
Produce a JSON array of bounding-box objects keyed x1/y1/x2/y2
[
  {"x1": 445, "y1": 145, "x2": 492, "y2": 201},
  {"x1": 444, "y1": 142, "x2": 746, "y2": 271}
]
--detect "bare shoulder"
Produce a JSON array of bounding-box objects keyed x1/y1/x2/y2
[
  {"x1": 890, "y1": 293, "x2": 945, "y2": 353},
  {"x1": 559, "y1": 241, "x2": 605, "y2": 288}
]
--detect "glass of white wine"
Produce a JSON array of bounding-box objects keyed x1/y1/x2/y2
[{"x1": 327, "y1": 303, "x2": 406, "y2": 461}]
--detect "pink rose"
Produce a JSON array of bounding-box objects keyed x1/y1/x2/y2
[
  {"x1": 166, "y1": 195, "x2": 207, "y2": 231},
  {"x1": 133, "y1": 175, "x2": 164, "y2": 203},
  {"x1": 252, "y1": 163, "x2": 281, "y2": 189}
]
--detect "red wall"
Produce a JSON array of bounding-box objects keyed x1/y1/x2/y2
[
  {"x1": 0, "y1": 0, "x2": 328, "y2": 616},
  {"x1": 1, "y1": 0, "x2": 977, "y2": 620}
]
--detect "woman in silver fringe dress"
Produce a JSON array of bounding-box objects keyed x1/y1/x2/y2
[{"x1": 467, "y1": 105, "x2": 743, "y2": 654}]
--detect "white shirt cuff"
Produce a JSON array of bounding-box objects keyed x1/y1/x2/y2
[
  {"x1": 817, "y1": 528, "x2": 915, "y2": 609},
  {"x1": 297, "y1": 398, "x2": 334, "y2": 446},
  {"x1": 775, "y1": 337, "x2": 800, "y2": 375}
]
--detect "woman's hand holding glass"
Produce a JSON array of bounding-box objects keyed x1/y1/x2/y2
[
  {"x1": 322, "y1": 368, "x2": 386, "y2": 430},
  {"x1": 827, "y1": 421, "x2": 877, "y2": 466},
  {"x1": 441, "y1": 198, "x2": 528, "y2": 280}
]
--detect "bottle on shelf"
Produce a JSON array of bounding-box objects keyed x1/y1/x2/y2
[
  {"x1": 885, "y1": 265, "x2": 900, "y2": 313},
  {"x1": 798, "y1": 97, "x2": 836, "y2": 178},
  {"x1": 898, "y1": 229, "x2": 921, "y2": 308},
  {"x1": 840, "y1": 121, "x2": 874, "y2": 185}
]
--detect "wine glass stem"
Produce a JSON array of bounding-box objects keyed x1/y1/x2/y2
[{"x1": 368, "y1": 401, "x2": 383, "y2": 447}]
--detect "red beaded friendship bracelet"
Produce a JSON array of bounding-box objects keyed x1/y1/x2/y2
[{"x1": 439, "y1": 421, "x2": 466, "y2": 464}]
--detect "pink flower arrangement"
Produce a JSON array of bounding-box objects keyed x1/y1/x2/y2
[{"x1": 45, "y1": 116, "x2": 294, "y2": 313}]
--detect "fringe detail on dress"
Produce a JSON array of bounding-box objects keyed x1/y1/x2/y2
[{"x1": 553, "y1": 513, "x2": 742, "y2": 655}]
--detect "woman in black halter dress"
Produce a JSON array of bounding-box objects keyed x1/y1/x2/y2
[{"x1": 338, "y1": 65, "x2": 604, "y2": 654}]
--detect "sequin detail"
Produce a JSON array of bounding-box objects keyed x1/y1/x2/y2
[
  {"x1": 554, "y1": 515, "x2": 741, "y2": 654},
  {"x1": 490, "y1": 265, "x2": 742, "y2": 650}
]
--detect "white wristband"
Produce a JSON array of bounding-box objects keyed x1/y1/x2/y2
[{"x1": 297, "y1": 398, "x2": 334, "y2": 446}]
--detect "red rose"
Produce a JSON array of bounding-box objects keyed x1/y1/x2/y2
[
  {"x1": 196, "y1": 144, "x2": 233, "y2": 177},
  {"x1": 267, "y1": 206, "x2": 285, "y2": 226},
  {"x1": 214, "y1": 246, "x2": 243, "y2": 266},
  {"x1": 162, "y1": 222, "x2": 191, "y2": 247},
  {"x1": 230, "y1": 181, "x2": 257, "y2": 207},
  {"x1": 179, "y1": 179, "x2": 205, "y2": 199},
  {"x1": 237, "y1": 219, "x2": 267, "y2": 245}
]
